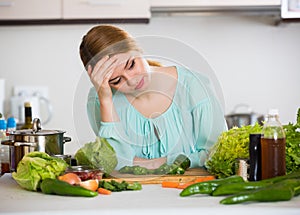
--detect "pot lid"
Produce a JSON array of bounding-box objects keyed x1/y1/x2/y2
[
  {"x1": 13, "y1": 129, "x2": 65, "y2": 136},
  {"x1": 12, "y1": 118, "x2": 65, "y2": 135}
]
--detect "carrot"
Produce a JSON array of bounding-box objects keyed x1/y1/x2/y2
[
  {"x1": 161, "y1": 181, "x2": 180, "y2": 188},
  {"x1": 97, "y1": 187, "x2": 112, "y2": 195},
  {"x1": 177, "y1": 182, "x2": 194, "y2": 189},
  {"x1": 193, "y1": 176, "x2": 215, "y2": 183},
  {"x1": 161, "y1": 176, "x2": 216, "y2": 189}
]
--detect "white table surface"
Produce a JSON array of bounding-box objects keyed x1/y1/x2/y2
[{"x1": 0, "y1": 174, "x2": 299, "y2": 215}]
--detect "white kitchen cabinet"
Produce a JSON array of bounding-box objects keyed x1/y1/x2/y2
[
  {"x1": 0, "y1": 0, "x2": 61, "y2": 20},
  {"x1": 0, "y1": 0, "x2": 150, "y2": 24},
  {"x1": 0, "y1": 0, "x2": 285, "y2": 24},
  {"x1": 150, "y1": 0, "x2": 281, "y2": 12},
  {"x1": 150, "y1": 0, "x2": 281, "y2": 7},
  {"x1": 62, "y1": 0, "x2": 150, "y2": 19}
]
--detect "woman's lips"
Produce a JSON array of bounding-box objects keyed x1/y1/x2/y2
[{"x1": 135, "y1": 77, "x2": 144, "y2": 90}]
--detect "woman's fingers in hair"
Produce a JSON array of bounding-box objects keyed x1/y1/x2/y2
[
  {"x1": 103, "y1": 68, "x2": 114, "y2": 82},
  {"x1": 95, "y1": 56, "x2": 117, "y2": 75}
]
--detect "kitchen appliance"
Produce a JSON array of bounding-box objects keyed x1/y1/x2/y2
[
  {"x1": 1, "y1": 118, "x2": 71, "y2": 171},
  {"x1": 225, "y1": 104, "x2": 264, "y2": 129},
  {"x1": 10, "y1": 90, "x2": 53, "y2": 125}
]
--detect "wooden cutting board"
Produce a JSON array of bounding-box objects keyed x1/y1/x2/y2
[{"x1": 104, "y1": 168, "x2": 214, "y2": 184}]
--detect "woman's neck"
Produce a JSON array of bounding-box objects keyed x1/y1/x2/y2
[{"x1": 124, "y1": 66, "x2": 178, "y2": 118}]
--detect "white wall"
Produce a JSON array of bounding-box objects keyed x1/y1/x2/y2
[{"x1": 0, "y1": 14, "x2": 300, "y2": 154}]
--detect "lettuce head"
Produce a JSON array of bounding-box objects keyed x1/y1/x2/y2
[
  {"x1": 75, "y1": 137, "x2": 117, "y2": 174},
  {"x1": 12, "y1": 151, "x2": 68, "y2": 191}
]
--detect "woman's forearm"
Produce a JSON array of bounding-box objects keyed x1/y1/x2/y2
[
  {"x1": 100, "y1": 99, "x2": 119, "y2": 122},
  {"x1": 133, "y1": 157, "x2": 167, "y2": 169}
]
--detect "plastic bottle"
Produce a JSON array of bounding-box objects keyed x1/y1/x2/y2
[
  {"x1": 21, "y1": 102, "x2": 33, "y2": 129},
  {"x1": 0, "y1": 118, "x2": 6, "y2": 139},
  {"x1": 6, "y1": 117, "x2": 16, "y2": 172},
  {"x1": 261, "y1": 109, "x2": 286, "y2": 180},
  {"x1": 6, "y1": 117, "x2": 16, "y2": 136}
]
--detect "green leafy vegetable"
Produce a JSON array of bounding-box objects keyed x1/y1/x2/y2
[
  {"x1": 98, "y1": 180, "x2": 142, "y2": 191},
  {"x1": 205, "y1": 108, "x2": 300, "y2": 178},
  {"x1": 75, "y1": 137, "x2": 118, "y2": 174},
  {"x1": 284, "y1": 108, "x2": 300, "y2": 174},
  {"x1": 12, "y1": 152, "x2": 68, "y2": 191},
  {"x1": 205, "y1": 123, "x2": 262, "y2": 178}
]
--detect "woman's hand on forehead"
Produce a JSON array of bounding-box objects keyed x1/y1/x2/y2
[{"x1": 111, "y1": 51, "x2": 141, "y2": 66}]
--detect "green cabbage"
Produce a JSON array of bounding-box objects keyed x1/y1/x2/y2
[
  {"x1": 75, "y1": 137, "x2": 118, "y2": 174},
  {"x1": 12, "y1": 152, "x2": 68, "y2": 191}
]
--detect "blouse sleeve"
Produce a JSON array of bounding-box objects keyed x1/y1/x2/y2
[
  {"x1": 190, "y1": 97, "x2": 227, "y2": 167},
  {"x1": 86, "y1": 88, "x2": 136, "y2": 170}
]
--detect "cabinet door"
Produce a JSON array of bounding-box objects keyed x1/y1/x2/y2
[
  {"x1": 0, "y1": 0, "x2": 61, "y2": 20},
  {"x1": 150, "y1": 0, "x2": 280, "y2": 7},
  {"x1": 63, "y1": 0, "x2": 150, "y2": 19}
]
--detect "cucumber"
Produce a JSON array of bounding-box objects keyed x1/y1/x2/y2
[{"x1": 173, "y1": 154, "x2": 191, "y2": 170}]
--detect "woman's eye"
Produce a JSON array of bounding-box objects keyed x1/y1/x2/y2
[
  {"x1": 129, "y1": 60, "x2": 135, "y2": 70},
  {"x1": 110, "y1": 77, "x2": 121, "y2": 85}
]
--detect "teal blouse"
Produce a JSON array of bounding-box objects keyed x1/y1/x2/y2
[{"x1": 87, "y1": 66, "x2": 227, "y2": 170}]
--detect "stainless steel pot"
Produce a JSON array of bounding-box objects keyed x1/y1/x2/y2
[
  {"x1": 1, "y1": 118, "x2": 71, "y2": 171},
  {"x1": 225, "y1": 104, "x2": 264, "y2": 129}
]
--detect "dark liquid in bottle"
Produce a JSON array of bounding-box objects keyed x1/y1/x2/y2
[
  {"x1": 261, "y1": 137, "x2": 286, "y2": 179},
  {"x1": 1, "y1": 162, "x2": 10, "y2": 174}
]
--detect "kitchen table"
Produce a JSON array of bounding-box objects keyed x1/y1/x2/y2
[{"x1": 0, "y1": 174, "x2": 299, "y2": 215}]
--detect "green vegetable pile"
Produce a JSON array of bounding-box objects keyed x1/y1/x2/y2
[
  {"x1": 180, "y1": 170, "x2": 300, "y2": 204},
  {"x1": 205, "y1": 108, "x2": 300, "y2": 178},
  {"x1": 75, "y1": 137, "x2": 118, "y2": 174},
  {"x1": 118, "y1": 154, "x2": 191, "y2": 175},
  {"x1": 12, "y1": 152, "x2": 68, "y2": 191},
  {"x1": 284, "y1": 109, "x2": 300, "y2": 173},
  {"x1": 98, "y1": 180, "x2": 142, "y2": 191}
]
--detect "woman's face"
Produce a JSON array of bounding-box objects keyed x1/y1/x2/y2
[{"x1": 108, "y1": 52, "x2": 151, "y2": 94}]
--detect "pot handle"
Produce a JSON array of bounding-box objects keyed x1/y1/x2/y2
[
  {"x1": 1, "y1": 139, "x2": 13, "y2": 146},
  {"x1": 1, "y1": 140, "x2": 36, "y2": 147},
  {"x1": 63, "y1": 137, "x2": 72, "y2": 143},
  {"x1": 14, "y1": 142, "x2": 37, "y2": 147}
]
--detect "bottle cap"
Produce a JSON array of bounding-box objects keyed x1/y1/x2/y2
[
  {"x1": 24, "y1": 102, "x2": 31, "y2": 108},
  {"x1": 249, "y1": 133, "x2": 261, "y2": 144},
  {"x1": 0, "y1": 119, "x2": 7, "y2": 130},
  {"x1": 7, "y1": 117, "x2": 16, "y2": 128},
  {"x1": 268, "y1": 109, "x2": 279, "y2": 116}
]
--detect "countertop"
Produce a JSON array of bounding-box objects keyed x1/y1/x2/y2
[{"x1": 0, "y1": 174, "x2": 299, "y2": 215}]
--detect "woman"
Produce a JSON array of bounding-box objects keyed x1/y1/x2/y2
[{"x1": 79, "y1": 25, "x2": 227, "y2": 170}]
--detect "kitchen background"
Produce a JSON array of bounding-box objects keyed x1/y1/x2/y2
[{"x1": 0, "y1": 12, "x2": 300, "y2": 155}]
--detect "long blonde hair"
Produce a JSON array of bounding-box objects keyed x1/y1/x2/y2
[{"x1": 79, "y1": 25, "x2": 161, "y2": 69}]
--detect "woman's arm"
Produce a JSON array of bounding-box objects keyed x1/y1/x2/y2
[
  {"x1": 133, "y1": 157, "x2": 167, "y2": 169},
  {"x1": 100, "y1": 99, "x2": 119, "y2": 122},
  {"x1": 87, "y1": 56, "x2": 119, "y2": 122},
  {"x1": 191, "y1": 98, "x2": 227, "y2": 167}
]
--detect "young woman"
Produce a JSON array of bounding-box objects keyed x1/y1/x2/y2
[{"x1": 79, "y1": 25, "x2": 227, "y2": 170}]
